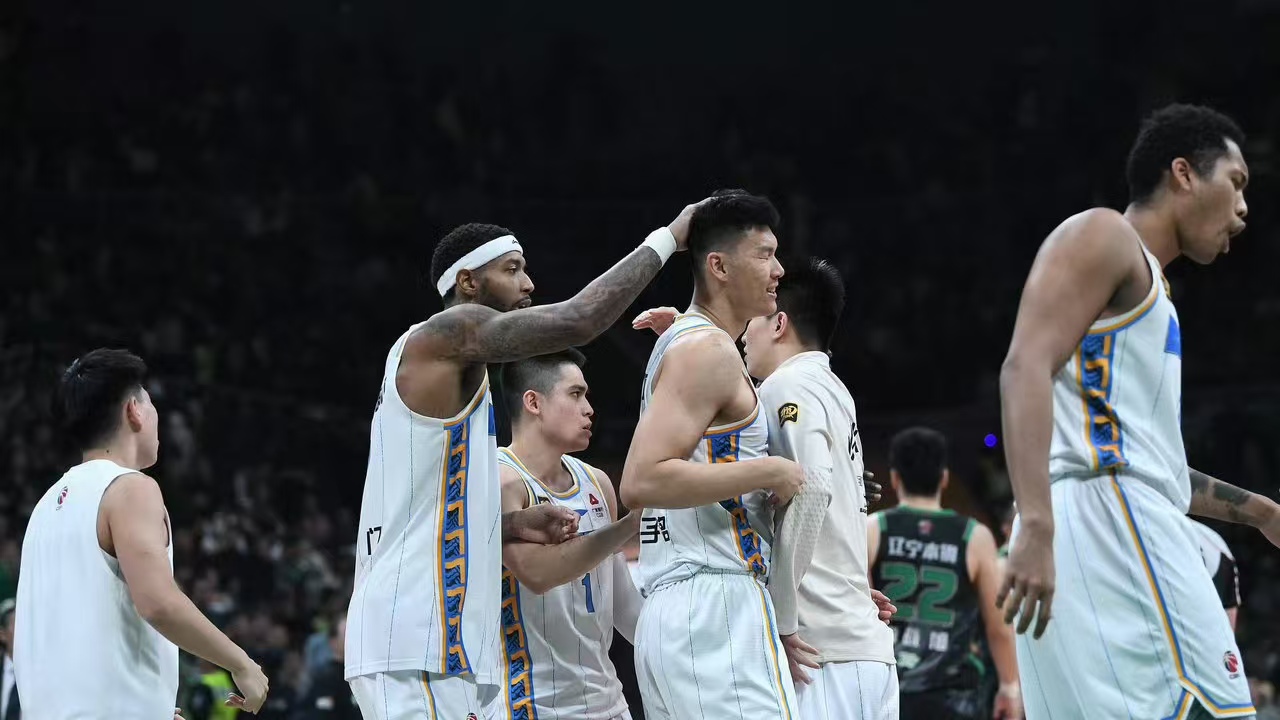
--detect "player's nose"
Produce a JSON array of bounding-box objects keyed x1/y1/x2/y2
[{"x1": 1237, "y1": 196, "x2": 1248, "y2": 220}]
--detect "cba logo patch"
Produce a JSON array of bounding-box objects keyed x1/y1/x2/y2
[
  {"x1": 1224, "y1": 650, "x2": 1240, "y2": 676},
  {"x1": 778, "y1": 403, "x2": 799, "y2": 425}
]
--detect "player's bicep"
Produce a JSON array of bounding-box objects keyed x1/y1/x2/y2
[
  {"x1": 1005, "y1": 210, "x2": 1138, "y2": 373},
  {"x1": 103, "y1": 474, "x2": 174, "y2": 604},
  {"x1": 500, "y1": 466, "x2": 533, "y2": 514},
  {"x1": 629, "y1": 341, "x2": 733, "y2": 465}
]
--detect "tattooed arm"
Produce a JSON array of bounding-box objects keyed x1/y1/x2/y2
[
  {"x1": 1188, "y1": 468, "x2": 1280, "y2": 528},
  {"x1": 421, "y1": 202, "x2": 703, "y2": 365}
]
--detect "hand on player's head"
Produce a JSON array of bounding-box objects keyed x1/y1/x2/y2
[{"x1": 667, "y1": 198, "x2": 715, "y2": 250}]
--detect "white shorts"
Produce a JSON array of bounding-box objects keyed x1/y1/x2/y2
[
  {"x1": 635, "y1": 572, "x2": 799, "y2": 720},
  {"x1": 796, "y1": 660, "x2": 899, "y2": 720},
  {"x1": 350, "y1": 670, "x2": 499, "y2": 720},
  {"x1": 1015, "y1": 473, "x2": 1254, "y2": 719}
]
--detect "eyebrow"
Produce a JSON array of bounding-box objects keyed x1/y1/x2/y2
[{"x1": 567, "y1": 383, "x2": 588, "y2": 393}]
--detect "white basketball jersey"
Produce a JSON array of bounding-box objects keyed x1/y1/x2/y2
[
  {"x1": 345, "y1": 323, "x2": 502, "y2": 684},
  {"x1": 637, "y1": 313, "x2": 773, "y2": 595},
  {"x1": 1049, "y1": 246, "x2": 1189, "y2": 509},
  {"x1": 14, "y1": 459, "x2": 180, "y2": 717},
  {"x1": 758, "y1": 351, "x2": 896, "y2": 665},
  {"x1": 496, "y1": 449, "x2": 628, "y2": 720}
]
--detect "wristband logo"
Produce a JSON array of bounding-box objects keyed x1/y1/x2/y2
[{"x1": 778, "y1": 403, "x2": 799, "y2": 425}]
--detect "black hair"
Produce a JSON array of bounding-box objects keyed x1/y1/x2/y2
[
  {"x1": 1126, "y1": 104, "x2": 1245, "y2": 204},
  {"x1": 430, "y1": 223, "x2": 516, "y2": 305},
  {"x1": 500, "y1": 348, "x2": 587, "y2": 424},
  {"x1": 687, "y1": 189, "x2": 780, "y2": 284},
  {"x1": 889, "y1": 427, "x2": 949, "y2": 497},
  {"x1": 775, "y1": 257, "x2": 845, "y2": 351},
  {"x1": 56, "y1": 348, "x2": 148, "y2": 452}
]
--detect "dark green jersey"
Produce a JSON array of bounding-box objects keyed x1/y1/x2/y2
[{"x1": 872, "y1": 507, "x2": 985, "y2": 694}]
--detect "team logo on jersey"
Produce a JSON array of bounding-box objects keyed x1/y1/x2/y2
[
  {"x1": 56, "y1": 485, "x2": 69, "y2": 509},
  {"x1": 587, "y1": 493, "x2": 606, "y2": 519},
  {"x1": 778, "y1": 403, "x2": 799, "y2": 425},
  {"x1": 917, "y1": 519, "x2": 933, "y2": 536},
  {"x1": 1224, "y1": 650, "x2": 1240, "y2": 676},
  {"x1": 467, "y1": 714, "x2": 479, "y2": 720}
]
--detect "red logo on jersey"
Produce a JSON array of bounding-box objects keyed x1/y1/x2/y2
[
  {"x1": 56, "y1": 486, "x2": 69, "y2": 509},
  {"x1": 1225, "y1": 651, "x2": 1240, "y2": 675},
  {"x1": 589, "y1": 493, "x2": 600, "y2": 506},
  {"x1": 467, "y1": 714, "x2": 479, "y2": 720},
  {"x1": 917, "y1": 519, "x2": 933, "y2": 536}
]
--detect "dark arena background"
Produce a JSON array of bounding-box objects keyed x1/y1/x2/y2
[{"x1": 4, "y1": 0, "x2": 1280, "y2": 716}]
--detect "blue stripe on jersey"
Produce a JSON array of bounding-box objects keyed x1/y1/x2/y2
[
  {"x1": 1079, "y1": 333, "x2": 1127, "y2": 471},
  {"x1": 489, "y1": 402, "x2": 498, "y2": 436},
  {"x1": 1164, "y1": 317, "x2": 1182, "y2": 358},
  {"x1": 500, "y1": 569, "x2": 539, "y2": 720},
  {"x1": 440, "y1": 416, "x2": 473, "y2": 675},
  {"x1": 709, "y1": 430, "x2": 768, "y2": 578}
]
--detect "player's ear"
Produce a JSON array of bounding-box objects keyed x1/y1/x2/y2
[
  {"x1": 939, "y1": 468, "x2": 951, "y2": 493},
  {"x1": 124, "y1": 394, "x2": 144, "y2": 432},
  {"x1": 773, "y1": 312, "x2": 788, "y2": 339},
  {"x1": 1170, "y1": 157, "x2": 1194, "y2": 192},
  {"x1": 456, "y1": 269, "x2": 479, "y2": 299},
  {"x1": 889, "y1": 469, "x2": 903, "y2": 495},
  {"x1": 705, "y1": 252, "x2": 729, "y2": 282},
  {"x1": 522, "y1": 389, "x2": 540, "y2": 417}
]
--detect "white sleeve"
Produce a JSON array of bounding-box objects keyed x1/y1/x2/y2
[
  {"x1": 611, "y1": 553, "x2": 643, "y2": 644},
  {"x1": 760, "y1": 377, "x2": 835, "y2": 635}
]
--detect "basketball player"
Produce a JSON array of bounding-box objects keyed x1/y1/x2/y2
[
  {"x1": 738, "y1": 257, "x2": 900, "y2": 719},
  {"x1": 1188, "y1": 518, "x2": 1241, "y2": 631},
  {"x1": 620, "y1": 190, "x2": 805, "y2": 720},
  {"x1": 998, "y1": 104, "x2": 1279, "y2": 719},
  {"x1": 345, "y1": 202, "x2": 705, "y2": 719},
  {"x1": 491, "y1": 348, "x2": 643, "y2": 720},
  {"x1": 868, "y1": 428, "x2": 1022, "y2": 719},
  {"x1": 14, "y1": 349, "x2": 270, "y2": 716}
]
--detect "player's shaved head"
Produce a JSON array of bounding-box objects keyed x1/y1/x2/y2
[
  {"x1": 687, "y1": 189, "x2": 780, "y2": 285},
  {"x1": 775, "y1": 257, "x2": 845, "y2": 351},
  {"x1": 890, "y1": 427, "x2": 949, "y2": 497},
  {"x1": 57, "y1": 348, "x2": 148, "y2": 452},
  {"x1": 501, "y1": 348, "x2": 587, "y2": 424}
]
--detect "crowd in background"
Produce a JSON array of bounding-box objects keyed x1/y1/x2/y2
[{"x1": 5, "y1": 1, "x2": 1280, "y2": 716}]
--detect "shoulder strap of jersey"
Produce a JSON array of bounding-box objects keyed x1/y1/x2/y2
[
  {"x1": 497, "y1": 447, "x2": 537, "y2": 506},
  {"x1": 565, "y1": 456, "x2": 612, "y2": 520},
  {"x1": 643, "y1": 314, "x2": 725, "y2": 405}
]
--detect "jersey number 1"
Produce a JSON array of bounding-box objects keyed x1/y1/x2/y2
[{"x1": 581, "y1": 573, "x2": 596, "y2": 613}]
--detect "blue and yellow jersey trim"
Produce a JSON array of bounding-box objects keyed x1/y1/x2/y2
[
  {"x1": 1112, "y1": 474, "x2": 1255, "y2": 718},
  {"x1": 706, "y1": 420, "x2": 768, "y2": 578},
  {"x1": 436, "y1": 396, "x2": 482, "y2": 676},
  {"x1": 1076, "y1": 333, "x2": 1128, "y2": 471},
  {"x1": 499, "y1": 568, "x2": 539, "y2": 720}
]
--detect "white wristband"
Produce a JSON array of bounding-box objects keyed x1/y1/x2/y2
[{"x1": 640, "y1": 227, "x2": 678, "y2": 264}]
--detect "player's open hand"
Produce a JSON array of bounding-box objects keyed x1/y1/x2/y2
[
  {"x1": 515, "y1": 503, "x2": 580, "y2": 544},
  {"x1": 996, "y1": 522, "x2": 1055, "y2": 639},
  {"x1": 870, "y1": 588, "x2": 896, "y2": 625},
  {"x1": 632, "y1": 307, "x2": 680, "y2": 335},
  {"x1": 863, "y1": 471, "x2": 882, "y2": 504},
  {"x1": 780, "y1": 633, "x2": 821, "y2": 685},
  {"x1": 764, "y1": 457, "x2": 806, "y2": 506},
  {"x1": 227, "y1": 658, "x2": 269, "y2": 714}
]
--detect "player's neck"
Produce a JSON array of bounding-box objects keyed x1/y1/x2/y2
[
  {"x1": 82, "y1": 441, "x2": 144, "y2": 471},
  {"x1": 687, "y1": 292, "x2": 751, "y2": 339},
  {"x1": 898, "y1": 493, "x2": 944, "y2": 511},
  {"x1": 1122, "y1": 203, "x2": 1180, "y2": 268},
  {"x1": 508, "y1": 433, "x2": 573, "y2": 491}
]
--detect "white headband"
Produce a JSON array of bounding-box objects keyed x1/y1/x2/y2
[{"x1": 436, "y1": 235, "x2": 524, "y2": 297}]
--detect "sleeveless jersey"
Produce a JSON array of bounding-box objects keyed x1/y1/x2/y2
[
  {"x1": 1049, "y1": 246, "x2": 1188, "y2": 509},
  {"x1": 496, "y1": 449, "x2": 628, "y2": 720},
  {"x1": 872, "y1": 507, "x2": 982, "y2": 694},
  {"x1": 14, "y1": 459, "x2": 180, "y2": 717},
  {"x1": 346, "y1": 322, "x2": 502, "y2": 684},
  {"x1": 636, "y1": 312, "x2": 773, "y2": 595}
]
